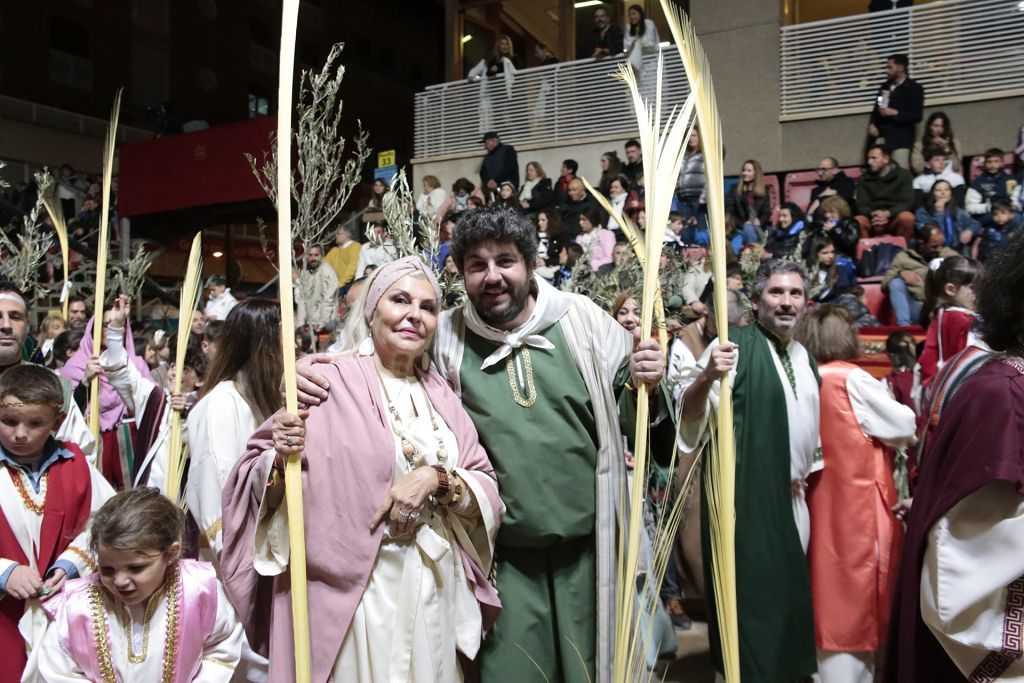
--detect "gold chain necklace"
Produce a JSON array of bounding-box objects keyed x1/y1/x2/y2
[
  {"x1": 89, "y1": 564, "x2": 181, "y2": 682},
  {"x1": 375, "y1": 364, "x2": 448, "y2": 469},
  {"x1": 7, "y1": 467, "x2": 46, "y2": 515},
  {"x1": 506, "y1": 347, "x2": 537, "y2": 408}
]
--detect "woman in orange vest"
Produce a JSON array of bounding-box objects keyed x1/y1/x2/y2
[{"x1": 796, "y1": 305, "x2": 916, "y2": 683}]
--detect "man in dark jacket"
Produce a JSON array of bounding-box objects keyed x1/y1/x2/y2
[
  {"x1": 867, "y1": 54, "x2": 924, "y2": 170},
  {"x1": 854, "y1": 144, "x2": 916, "y2": 239},
  {"x1": 807, "y1": 156, "x2": 855, "y2": 216},
  {"x1": 589, "y1": 7, "x2": 623, "y2": 59},
  {"x1": 479, "y1": 132, "x2": 519, "y2": 203},
  {"x1": 558, "y1": 178, "x2": 599, "y2": 237}
]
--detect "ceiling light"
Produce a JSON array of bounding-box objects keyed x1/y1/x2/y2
[
  {"x1": 212, "y1": 250, "x2": 223, "y2": 258},
  {"x1": 461, "y1": 34, "x2": 473, "y2": 44},
  {"x1": 575, "y1": 0, "x2": 603, "y2": 7}
]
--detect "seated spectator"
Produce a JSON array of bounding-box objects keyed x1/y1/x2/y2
[
  {"x1": 910, "y1": 111, "x2": 962, "y2": 174},
  {"x1": 833, "y1": 285, "x2": 882, "y2": 328},
  {"x1": 881, "y1": 223, "x2": 957, "y2": 326},
  {"x1": 802, "y1": 196, "x2": 860, "y2": 261},
  {"x1": 535, "y1": 208, "x2": 566, "y2": 265},
  {"x1": 676, "y1": 127, "x2": 708, "y2": 234},
  {"x1": 415, "y1": 175, "x2": 448, "y2": 221},
  {"x1": 439, "y1": 177, "x2": 484, "y2": 216},
  {"x1": 606, "y1": 175, "x2": 631, "y2": 236},
  {"x1": 623, "y1": 138, "x2": 643, "y2": 184},
  {"x1": 763, "y1": 202, "x2": 808, "y2": 260},
  {"x1": 495, "y1": 181, "x2": 521, "y2": 212},
  {"x1": 598, "y1": 151, "x2": 624, "y2": 197},
  {"x1": 626, "y1": 171, "x2": 645, "y2": 221},
  {"x1": 807, "y1": 157, "x2": 856, "y2": 217},
  {"x1": 965, "y1": 147, "x2": 1021, "y2": 219},
  {"x1": 914, "y1": 179, "x2": 979, "y2": 257},
  {"x1": 806, "y1": 236, "x2": 856, "y2": 303},
  {"x1": 554, "y1": 159, "x2": 578, "y2": 205},
  {"x1": 558, "y1": 177, "x2": 599, "y2": 237},
  {"x1": 978, "y1": 199, "x2": 1022, "y2": 260},
  {"x1": 912, "y1": 147, "x2": 965, "y2": 203},
  {"x1": 854, "y1": 144, "x2": 915, "y2": 239},
  {"x1": 553, "y1": 243, "x2": 584, "y2": 290},
  {"x1": 518, "y1": 161, "x2": 554, "y2": 217},
  {"x1": 725, "y1": 159, "x2": 773, "y2": 249},
  {"x1": 576, "y1": 206, "x2": 616, "y2": 271},
  {"x1": 368, "y1": 178, "x2": 387, "y2": 209},
  {"x1": 664, "y1": 212, "x2": 686, "y2": 249}
]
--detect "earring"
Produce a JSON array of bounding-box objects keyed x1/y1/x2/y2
[{"x1": 358, "y1": 336, "x2": 375, "y2": 356}]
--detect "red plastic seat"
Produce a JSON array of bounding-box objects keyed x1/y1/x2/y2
[
  {"x1": 783, "y1": 171, "x2": 820, "y2": 211},
  {"x1": 860, "y1": 282, "x2": 895, "y2": 326}
]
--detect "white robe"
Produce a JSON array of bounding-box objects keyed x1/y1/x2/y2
[
  {"x1": 186, "y1": 381, "x2": 257, "y2": 565},
  {"x1": 35, "y1": 578, "x2": 243, "y2": 682},
  {"x1": 921, "y1": 480, "x2": 1024, "y2": 680},
  {"x1": 253, "y1": 374, "x2": 499, "y2": 682},
  {"x1": 6, "y1": 461, "x2": 116, "y2": 680},
  {"x1": 676, "y1": 335, "x2": 820, "y2": 550}
]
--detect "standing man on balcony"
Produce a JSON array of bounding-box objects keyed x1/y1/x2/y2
[
  {"x1": 480, "y1": 132, "x2": 519, "y2": 205},
  {"x1": 589, "y1": 7, "x2": 623, "y2": 59},
  {"x1": 867, "y1": 53, "x2": 924, "y2": 170}
]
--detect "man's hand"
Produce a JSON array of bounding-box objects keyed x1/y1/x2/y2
[
  {"x1": 702, "y1": 342, "x2": 738, "y2": 382},
  {"x1": 486, "y1": 180, "x2": 497, "y2": 191},
  {"x1": 6, "y1": 565, "x2": 42, "y2": 600},
  {"x1": 867, "y1": 123, "x2": 880, "y2": 138},
  {"x1": 879, "y1": 107, "x2": 898, "y2": 117},
  {"x1": 629, "y1": 338, "x2": 665, "y2": 389},
  {"x1": 900, "y1": 270, "x2": 922, "y2": 287},
  {"x1": 291, "y1": 354, "x2": 333, "y2": 406}
]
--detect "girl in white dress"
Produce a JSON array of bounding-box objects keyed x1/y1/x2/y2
[{"x1": 36, "y1": 487, "x2": 242, "y2": 681}]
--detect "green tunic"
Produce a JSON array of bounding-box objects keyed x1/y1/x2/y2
[
  {"x1": 701, "y1": 324, "x2": 818, "y2": 682},
  {"x1": 461, "y1": 323, "x2": 599, "y2": 682}
]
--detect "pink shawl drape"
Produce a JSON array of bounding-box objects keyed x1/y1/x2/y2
[
  {"x1": 220, "y1": 354, "x2": 501, "y2": 683},
  {"x1": 60, "y1": 317, "x2": 153, "y2": 431}
]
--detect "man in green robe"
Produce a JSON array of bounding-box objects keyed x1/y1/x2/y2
[
  {"x1": 433, "y1": 207, "x2": 666, "y2": 682},
  {"x1": 678, "y1": 260, "x2": 820, "y2": 682}
]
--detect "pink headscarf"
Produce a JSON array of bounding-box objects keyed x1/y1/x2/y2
[
  {"x1": 60, "y1": 316, "x2": 154, "y2": 431},
  {"x1": 363, "y1": 256, "x2": 442, "y2": 323}
]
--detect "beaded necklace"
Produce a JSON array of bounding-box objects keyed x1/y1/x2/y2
[{"x1": 375, "y1": 364, "x2": 448, "y2": 469}]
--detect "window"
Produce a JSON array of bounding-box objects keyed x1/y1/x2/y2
[{"x1": 248, "y1": 91, "x2": 271, "y2": 118}]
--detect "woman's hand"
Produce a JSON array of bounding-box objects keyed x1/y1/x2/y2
[
  {"x1": 83, "y1": 357, "x2": 103, "y2": 383},
  {"x1": 39, "y1": 569, "x2": 66, "y2": 602},
  {"x1": 168, "y1": 392, "x2": 188, "y2": 412},
  {"x1": 272, "y1": 410, "x2": 309, "y2": 458},
  {"x1": 370, "y1": 467, "x2": 439, "y2": 536},
  {"x1": 291, "y1": 354, "x2": 332, "y2": 406}
]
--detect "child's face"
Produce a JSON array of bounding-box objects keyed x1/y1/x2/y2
[
  {"x1": 499, "y1": 185, "x2": 514, "y2": 199},
  {"x1": 817, "y1": 244, "x2": 836, "y2": 267},
  {"x1": 669, "y1": 218, "x2": 684, "y2": 234},
  {"x1": 985, "y1": 155, "x2": 1004, "y2": 175},
  {"x1": 993, "y1": 207, "x2": 1013, "y2": 226},
  {"x1": 45, "y1": 319, "x2": 65, "y2": 339},
  {"x1": 97, "y1": 543, "x2": 180, "y2": 606},
  {"x1": 727, "y1": 274, "x2": 744, "y2": 291},
  {"x1": 0, "y1": 401, "x2": 61, "y2": 459},
  {"x1": 167, "y1": 364, "x2": 200, "y2": 393},
  {"x1": 949, "y1": 283, "x2": 976, "y2": 310}
]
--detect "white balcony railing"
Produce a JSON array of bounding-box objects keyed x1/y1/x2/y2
[
  {"x1": 780, "y1": 0, "x2": 1024, "y2": 121},
  {"x1": 413, "y1": 46, "x2": 690, "y2": 160}
]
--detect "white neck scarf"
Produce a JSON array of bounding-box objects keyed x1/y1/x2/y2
[{"x1": 462, "y1": 274, "x2": 573, "y2": 370}]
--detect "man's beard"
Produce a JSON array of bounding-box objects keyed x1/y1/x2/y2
[
  {"x1": 470, "y1": 278, "x2": 532, "y2": 328},
  {"x1": 68, "y1": 319, "x2": 86, "y2": 331},
  {"x1": 757, "y1": 304, "x2": 800, "y2": 339}
]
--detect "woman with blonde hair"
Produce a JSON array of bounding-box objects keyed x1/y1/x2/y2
[
  {"x1": 725, "y1": 159, "x2": 773, "y2": 253},
  {"x1": 796, "y1": 305, "x2": 915, "y2": 683},
  {"x1": 518, "y1": 161, "x2": 554, "y2": 216},
  {"x1": 221, "y1": 257, "x2": 502, "y2": 682},
  {"x1": 486, "y1": 34, "x2": 519, "y2": 76},
  {"x1": 415, "y1": 174, "x2": 448, "y2": 221}
]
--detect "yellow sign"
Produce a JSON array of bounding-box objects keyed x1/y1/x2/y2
[{"x1": 377, "y1": 150, "x2": 395, "y2": 168}]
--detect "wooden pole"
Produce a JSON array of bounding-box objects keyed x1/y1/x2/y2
[{"x1": 276, "y1": 2, "x2": 311, "y2": 681}]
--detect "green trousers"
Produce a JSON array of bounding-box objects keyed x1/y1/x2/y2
[{"x1": 479, "y1": 536, "x2": 596, "y2": 683}]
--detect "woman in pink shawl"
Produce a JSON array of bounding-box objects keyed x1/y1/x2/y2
[
  {"x1": 220, "y1": 256, "x2": 503, "y2": 683},
  {"x1": 61, "y1": 310, "x2": 153, "y2": 489}
]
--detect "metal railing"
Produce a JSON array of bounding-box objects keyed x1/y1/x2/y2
[
  {"x1": 0, "y1": 94, "x2": 152, "y2": 144},
  {"x1": 780, "y1": 0, "x2": 1024, "y2": 121},
  {"x1": 413, "y1": 46, "x2": 691, "y2": 160}
]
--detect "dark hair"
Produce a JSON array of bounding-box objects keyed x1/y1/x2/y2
[
  {"x1": 726, "y1": 262, "x2": 743, "y2": 279},
  {"x1": 624, "y1": 139, "x2": 640, "y2": 150},
  {"x1": 923, "y1": 146, "x2": 948, "y2": 162},
  {"x1": 581, "y1": 205, "x2": 604, "y2": 228},
  {"x1": 921, "y1": 255, "x2": 979, "y2": 326},
  {"x1": 452, "y1": 178, "x2": 475, "y2": 194},
  {"x1": 992, "y1": 199, "x2": 1014, "y2": 214},
  {"x1": 52, "y1": 329, "x2": 85, "y2": 366},
  {"x1": 984, "y1": 147, "x2": 1005, "y2": 159},
  {"x1": 628, "y1": 4, "x2": 646, "y2": 36},
  {"x1": 451, "y1": 206, "x2": 539, "y2": 272},
  {"x1": 921, "y1": 112, "x2": 955, "y2": 150},
  {"x1": 90, "y1": 487, "x2": 185, "y2": 555},
  {"x1": 199, "y1": 298, "x2": 283, "y2": 422},
  {"x1": 886, "y1": 330, "x2": 917, "y2": 371},
  {"x1": 868, "y1": 143, "x2": 892, "y2": 159},
  {"x1": 975, "y1": 230, "x2": 1024, "y2": 351},
  {"x1": 888, "y1": 53, "x2": 909, "y2": 70},
  {"x1": 778, "y1": 202, "x2": 806, "y2": 227},
  {"x1": 0, "y1": 364, "x2": 63, "y2": 408},
  {"x1": 795, "y1": 304, "x2": 860, "y2": 363},
  {"x1": 563, "y1": 159, "x2": 579, "y2": 174},
  {"x1": 566, "y1": 242, "x2": 584, "y2": 268},
  {"x1": 668, "y1": 211, "x2": 684, "y2": 223},
  {"x1": 181, "y1": 346, "x2": 207, "y2": 379},
  {"x1": 202, "y1": 319, "x2": 223, "y2": 344},
  {"x1": 925, "y1": 179, "x2": 960, "y2": 214},
  {"x1": 610, "y1": 174, "x2": 631, "y2": 194},
  {"x1": 807, "y1": 235, "x2": 838, "y2": 286},
  {"x1": 751, "y1": 259, "x2": 809, "y2": 301}
]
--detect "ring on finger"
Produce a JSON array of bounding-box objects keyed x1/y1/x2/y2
[{"x1": 285, "y1": 435, "x2": 293, "y2": 446}]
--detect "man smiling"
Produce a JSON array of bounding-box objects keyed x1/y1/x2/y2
[{"x1": 678, "y1": 259, "x2": 821, "y2": 682}]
